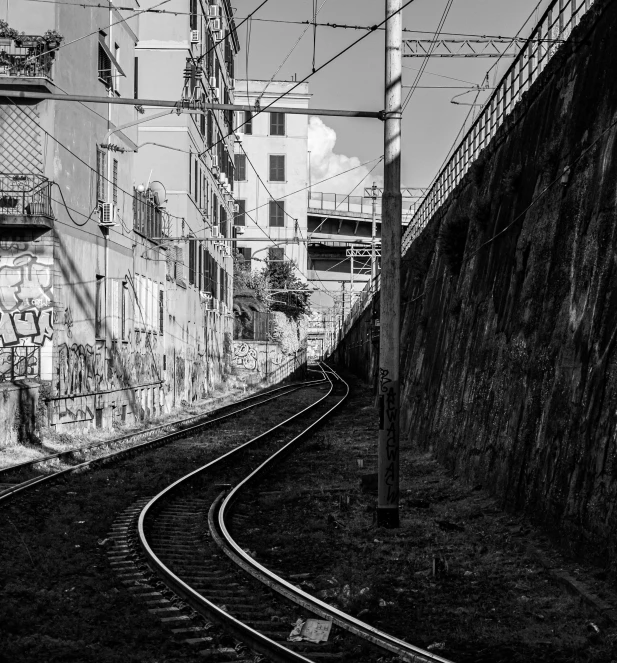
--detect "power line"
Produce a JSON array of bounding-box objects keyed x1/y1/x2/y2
[
  {"x1": 210, "y1": 0, "x2": 419, "y2": 156},
  {"x1": 255, "y1": 0, "x2": 330, "y2": 104},
  {"x1": 402, "y1": 0, "x2": 455, "y2": 113}
]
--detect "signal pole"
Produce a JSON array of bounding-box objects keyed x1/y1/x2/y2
[{"x1": 377, "y1": 0, "x2": 402, "y2": 528}]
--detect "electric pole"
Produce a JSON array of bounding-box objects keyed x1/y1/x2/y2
[{"x1": 377, "y1": 0, "x2": 402, "y2": 528}]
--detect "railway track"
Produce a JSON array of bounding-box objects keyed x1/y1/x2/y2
[
  {"x1": 127, "y1": 364, "x2": 453, "y2": 663},
  {"x1": 0, "y1": 378, "x2": 322, "y2": 505}
]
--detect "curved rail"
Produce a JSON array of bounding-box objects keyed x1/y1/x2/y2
[
  {"x1": 215, "y1": 368, "x2": 453, "y2": 663},
  {"x1": 0, "y1": 378, "x2": 324, "y2": 506},
  {"x1": 137, "y1": 365, "x2": 338, "y2": 662},
  {"x1": 137, "y1": 363, "x2": 452, "y2": 662}
]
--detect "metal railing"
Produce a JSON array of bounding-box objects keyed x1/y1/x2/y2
[
  {"x1": 401, "y1": 0, "x2": 594, "y2": 253},
  {"x1": 0, "y1": 37, "x2": 55, "y2": 80},
  {"x1": 309, "y1": 191, "x2": 378, "y2": 216},
  {"x1": 0, "y1": 174, "x2": 53, "y2": 218}
]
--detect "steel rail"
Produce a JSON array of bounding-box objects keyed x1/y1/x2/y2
[
  {"x1": 137, "y1": 365, "x2": 337, "y2": 662},
  {"x1": 215, "y1": 367, "x2": 454, "y2": 663},
  {"x1": 0, "y1": 378, "x2": 324, "y2": 506}
]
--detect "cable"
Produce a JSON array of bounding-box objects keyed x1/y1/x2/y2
[
  {"x1": 209, "y1": 0, "x2": 419, "y2": 156},
  {"x1": 26, "y1": 0, "x2": 172, "y2": 63},
  {"x1": 402, "y1": 0, "x2": 455, "y2": 113},
  {"x1": 52, "y1": 183, "x2": 99, "y2": 227},
  {"x1": 255, "y1": 0, "x2": 330, "y2": 105}
]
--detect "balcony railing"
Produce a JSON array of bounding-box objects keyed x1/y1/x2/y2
[
  {"x1": 0, "y1": 174, "x2": 53, "y2": 218},
  {"x1": 0, "y1": 37, "x2": 55, "y2": 80},
  {"x1": 133, "y1": 188, "x2": 164, "y2": 240}
]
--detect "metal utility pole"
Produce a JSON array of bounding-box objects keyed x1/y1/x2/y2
[{"x1": 377, "y1": 0, "x2": 402, "y2": 529}]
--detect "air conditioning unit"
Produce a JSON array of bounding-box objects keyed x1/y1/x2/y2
[
  {"x1": 190, "y1": 30, "x2": 200, "y2": 43},
  {"x1": 209, "y1": 19, "x2": 221, "y2": 32},
  {"x1": 99, "y1": 202, "x2": 116, "y2": 226},
  {"x1": 235, "y1": 226, "x2": 245, "y2": 235},
  {"x1": 208, "y1": 4, "x2": 220, "y2": 18}
]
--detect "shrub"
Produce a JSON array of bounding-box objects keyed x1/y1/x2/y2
[
  {"x1": 502, "y1": 164, "x2": 523, "y2": 196},
  {"x1": 438, "y1": 213, "x2": 470, "y2": 274}
]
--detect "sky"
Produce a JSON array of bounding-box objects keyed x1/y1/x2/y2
[{"x1": 234, "y1": 0, "x2": 551, "y2": 195}]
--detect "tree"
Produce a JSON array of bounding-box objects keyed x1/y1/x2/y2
[{"x1": 265, "y1": 260, "x2": 311, "y2": 320}]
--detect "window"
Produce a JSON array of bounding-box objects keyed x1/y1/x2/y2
[
  {"x1": 189, "y1": 0, "x2": 198, "y2": 30},
  {"x1": 269, "y1": 247, "x2": 284, "y2": 261},
  {"x1": 268, "y1": 200, "x2": 285, "y2": 227},
  {"x1": 235, "y1": 199, "x2": 246, "y2": 226},
  {"x1": 134, "y1": 57, "x2": 139, "y2": 98},
  {"x1": 269, "y1": 155, "x2": 285, "y2": 182},
  {"x1": 159, "y1": 290, "x2": 164, "y2": 334},
  {"x1": 239, "y1": 247, "x2": 252, "y2": 261},
  {"x1": 189, "y1": 237, "x2": 196, "y2": 285},
  {"x1": 96, "y1": 148, "x2": 107, "y2": 201},
  {"x1": 220, "y1": 208, "x2": 227, "y2": 238},
  {"x1": 244, "y1": 111, "x2": 253, "y2": 135},
  {"x1": 121, "y1": 282, "x2": 128, "y2": 340},
  {"x1": 98, "y1": 39, "x2": 112, "y2": 88},
  {"x1": 95, "y1": 275, "x2": 104, "y2": 338},
  {"x1": 270, "y1": 112, "x2": 285, "y2": 136},
  {"x1": 112, "y1": 159, "x2": 118, "y2": 205},
  {"x1": 234, "y1": 154, "x2": 247, "y2": 181},
  {"x1": 114, "y1": 43, "x2": 120, "y2": 94}
]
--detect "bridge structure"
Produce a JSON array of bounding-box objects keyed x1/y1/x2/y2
[{"x1": 306, "y1": 190, "x2": 418, "y2": 291}]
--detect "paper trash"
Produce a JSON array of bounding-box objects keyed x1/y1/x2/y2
[{"x1": 288, "y1": 618, "x2": 332, "y2": 643}]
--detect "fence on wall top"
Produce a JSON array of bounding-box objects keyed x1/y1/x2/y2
[{"x1": 401, "y1": 0, "x2": 594, "y2": 255}]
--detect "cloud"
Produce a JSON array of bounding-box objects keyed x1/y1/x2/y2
[{"x1": 308, "y1": 117, "x2": 382, "y2": 196}]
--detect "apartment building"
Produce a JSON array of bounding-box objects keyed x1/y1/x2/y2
[
  {"x1": 135, "y1": 0, "x2": 239, "y2": 403},
  {"x1": 233, "y1": 80, "x2": 310, "y2": 277},
  {"x1": 0, "y1": 0, "x2": 239, "y2": 444}
]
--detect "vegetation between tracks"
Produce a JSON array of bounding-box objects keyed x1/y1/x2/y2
[{"x1": 232, "y1": 369, "x2": 617, "y2": 663}]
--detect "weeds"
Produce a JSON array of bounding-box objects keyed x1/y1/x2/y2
[{"x1": 501, "y1": 163, "x2": 523, "y2": 196}]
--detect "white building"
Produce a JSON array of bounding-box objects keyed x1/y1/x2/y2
[{"x1": 233, "y1": 80, "x2": 310, "y2": 277}]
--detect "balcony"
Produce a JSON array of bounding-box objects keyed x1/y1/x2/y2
[
  {"x1": 0, "y1": 174, "x2": 54, "y2": 230},
  {"x1": 0, "y1": 36, "x2": 57, "y2": 93}
]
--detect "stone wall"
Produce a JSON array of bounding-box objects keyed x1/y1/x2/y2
[{"x1": 335, "y1": 0, "x2": 617, "y2": 568}]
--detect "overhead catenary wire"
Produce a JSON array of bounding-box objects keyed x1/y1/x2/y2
[
  {"x1": 206, "y1": 0, "x2": 419, "y2": 157},
  {"x1": 402, "y1": 0, "x2": 455, "y2": 113},
  {"x1": 254, "y1": 0, "x2": 330, "y2": 105}
]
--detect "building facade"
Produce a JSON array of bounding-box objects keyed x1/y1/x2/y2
[
  {"x1": 0, "y1": 0, "x2": 238, "y2": 444},
  {"x1": 233, "y1": 80, "x2": 310, "y2": 277}
]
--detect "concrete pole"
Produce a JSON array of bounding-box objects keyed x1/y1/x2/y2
[
  {"x1": 377, "y1": 0, "x2": 402, "y2": 529},
  {"x1": 371, "y1": 182, "x2": 378, "y2": 285}
]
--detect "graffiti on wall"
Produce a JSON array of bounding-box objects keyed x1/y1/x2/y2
[
  {"x1": 0, "y1": 252, "x2": 53, "y2": 347},
  {"x1": 234, "y1": 342, "x2": 258, "y2": 370},
  {"x1": 56, "y1": 333, "x2": 162, "y2": 398},
  {"x1": 232, "y1": 341, "x2": 286, "y2": 374}
]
